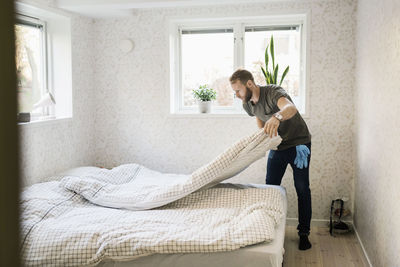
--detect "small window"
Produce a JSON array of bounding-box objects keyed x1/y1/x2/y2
[
  {"x1": 15, "y1": 2, "x2": 73, "y2": 124},
  {"x1": 15, "y1": 14, "x2": 52, "y2": 118}
]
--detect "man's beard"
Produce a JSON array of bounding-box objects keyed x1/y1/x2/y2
[{"x1": 244, "y1": 87, "x2": 252, "y2": 102}]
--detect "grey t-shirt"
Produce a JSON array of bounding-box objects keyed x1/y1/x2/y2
[{"x1": 243, "y1": 84, "x2": 311, "y2": 151}]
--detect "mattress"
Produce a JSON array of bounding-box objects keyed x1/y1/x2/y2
[{"x1": 97, "y1": 184, "x2": 287, "y2": 267}]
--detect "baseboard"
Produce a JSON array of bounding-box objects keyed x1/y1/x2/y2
[
  {"x1": 286, "y1": 217, "x2": 351, "y2": 227},
  {"x1": 286, "y1": 218, "x2": 373, "y2": 267},
  {"x1": 352, "y1": 223, "x2": 373, "y2": 267}
]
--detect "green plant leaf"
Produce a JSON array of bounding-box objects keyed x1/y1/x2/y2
[
  {"x1": 274, "y1": 64, "x2": 279, "y2": 85},
  {"x1": 266, "y1": 71, "x2": 271, "y2": 84},
  {"x1": 193, "y1": 85, "x2": 217, "y2": 101},
  {"x1": 270, "y1": 35, "x2": 275, "y2": 68},
  {"x1": 280, "y1": 66, "x2": 290, "y2": 86},
  {"x1": 261, "y1": 34, "x2": 290, "y2": 86},
  {"x1": 261, "y1": 66, "x2": 267, "y2": 78}
]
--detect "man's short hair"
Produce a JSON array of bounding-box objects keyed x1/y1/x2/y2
[{"x1": 229, "y1": 69, "x2": 254, "y2": 85}]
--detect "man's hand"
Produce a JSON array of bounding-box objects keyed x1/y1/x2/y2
[{"x1": 263, "y1": 116, "x2": 280, "y2": 138}]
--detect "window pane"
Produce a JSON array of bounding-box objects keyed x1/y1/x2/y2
[
  {"x1": 181, "y1": 31, "x2": 234, "y2": 107},
  {"x1": 244, "y1": 28, "x2": 301, "y2": 105},
  {"x1": 15, "y1": 23, "x2": 44, "y2": 113}
]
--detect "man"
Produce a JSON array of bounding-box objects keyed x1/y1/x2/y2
[{"x1": 230, "y1": 69, "x2": 312, "y2": 250}]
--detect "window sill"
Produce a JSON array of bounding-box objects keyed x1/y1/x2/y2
[
  {"x1": 169, "y1": 111, "x2": 310, "y2": 120},
  {"x1": 168, "y1": 112, "x2": 249, "y2": 118},
  {"x1": 17, "y1": 116, "x2": 72, "y2": 128}
]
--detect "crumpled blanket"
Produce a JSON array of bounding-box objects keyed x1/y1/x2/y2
[{"x1": 60, "y1": 129, "x2": 281, "y2": 210}]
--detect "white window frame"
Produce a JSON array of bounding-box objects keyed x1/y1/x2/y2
[
  {"x1": 169, "y1": 14, "x2": 310, "y2": 117},
  {"x1": 16, "y1": 1, "x2": 73, "y2": 125},
  {"x1": 15, "y1": 13, "x2": 50, "y2": 117}
]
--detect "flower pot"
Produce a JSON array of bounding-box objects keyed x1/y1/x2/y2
[
  {"x1": 198, "y1": 100, "x2": 212, "y2": 113},
  {"x1": 17, "y1": 87, "x2": 33, "y2": 113}
]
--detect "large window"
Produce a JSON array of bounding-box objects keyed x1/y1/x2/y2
[{"x1": 170, "y1": 15, "x2": 308, "y2": 115}]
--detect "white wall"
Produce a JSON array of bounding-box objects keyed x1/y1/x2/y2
[
  {"x1": 91, "y1": 0, "x2": 357, "y2": 220},
  {"x1": 18, "y1": 0, "x2": 96, "y2": 186},
  {"x1": 354, "y1": 0, "x2": 400, "y2": 266}
]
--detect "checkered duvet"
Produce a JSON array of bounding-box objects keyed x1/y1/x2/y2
[
  {"x1": 21, "y1": 182, "x2": 284, "y2": 266},
  {"x1": 20, "y1": 129, "x2": 284, "y2": 266},
  {"x1": 59, "y1": 129, "x2": 282, "y2": 210}
]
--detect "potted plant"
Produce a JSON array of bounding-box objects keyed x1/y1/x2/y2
[
  {"x1": 16, "y1": 66, "x2": 33, "y2": 114},
  {"x1": 261, "y1": 35, "x2": 290, "y2": 86},
  {"x1": 192, "y1": 84, "x2": 217, "y2": 113}
]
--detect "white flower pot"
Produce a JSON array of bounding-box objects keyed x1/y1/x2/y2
[
  {"x1": 198, "y1": 100, "x2": 212, "y2": 113},
  {"x1": 17, "y1": 87, "x2": 33, "y2": 113}
]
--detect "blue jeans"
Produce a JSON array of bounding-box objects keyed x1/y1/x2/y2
[{"x1": 266, "y1": 142, "x2": 312, "y2": 236}]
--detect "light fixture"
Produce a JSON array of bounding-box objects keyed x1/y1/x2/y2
[
  {"x1": 32, "y1": 92, "x2": 56, "y2": 120},
  {"x1": 33, "y1": 92, "x2": 56, "y2": 110}
]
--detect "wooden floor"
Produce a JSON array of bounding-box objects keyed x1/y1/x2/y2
[{"x1": 283, "y1": 226, "x2": 369, "y2": 267}]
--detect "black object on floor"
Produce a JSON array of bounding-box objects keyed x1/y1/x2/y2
[
  {"x1": 330, "y1": 199, "x2": 351, "y2": 236},
  {"x1": 299, "y1": 235, "x2": 312, "y2": 250}
]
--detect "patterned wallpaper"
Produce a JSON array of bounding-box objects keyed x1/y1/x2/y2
[
  {"x1": 354, "y1": 0, "x2": 400, "y2": 266},
  {"x1": 19, "y1": 0, "x2": 358, "y2": 223},
  {"x1": 91, "y1": 0, "x2": 357, "y2": 220},
  {"x1": 20, "y1": 1, "x2": 400, "y2": 264},
  {"x1": 18, "y1": 1, "x2": 96, "y2": 187}
]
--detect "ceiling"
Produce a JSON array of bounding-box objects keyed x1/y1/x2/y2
[{"x1": 55, "y1": 0, "x2": 284, "y2": 18}]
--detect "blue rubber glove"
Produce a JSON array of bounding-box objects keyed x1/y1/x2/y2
[{"x1": 294, "y1": 145, "x2": 310, "y2": 169}]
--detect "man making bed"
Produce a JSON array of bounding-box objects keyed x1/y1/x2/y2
[{"x1": 230, "y1": 69, "x2": 312, "y2": 251}]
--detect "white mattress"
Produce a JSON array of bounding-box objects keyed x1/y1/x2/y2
[{"x1": 97, "y1": 184, "x2": 287, "y2": 267}]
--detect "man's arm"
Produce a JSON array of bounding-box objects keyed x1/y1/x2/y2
[
  {"x1": 276, "y1": 96, "x2": 297, "y2": 121},
  {"x1": 263, "y1": 96, "x2": 297, "y2": 137}
]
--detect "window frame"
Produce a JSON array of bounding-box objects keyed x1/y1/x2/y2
[
  {"x1": 169, "y1": 14, "x2": 310, "y2": 117},
  {"x1": 15, "y1": 1, "x2": 73, "y2": 126},
  {"x1": 178, "y1": 25, "x2": 239, "y2": 113},
  {"x1": 15, "y1": 13, "x2": 51, "y2": 117}
]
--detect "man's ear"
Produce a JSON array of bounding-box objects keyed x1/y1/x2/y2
[{"x1": 246, "y1": 80, "x2": 254, "y2": 88}]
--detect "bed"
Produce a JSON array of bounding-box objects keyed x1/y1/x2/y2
[
  {"x1": 20, "y1": 180, "x2": 286, "y2": 267},
  {"x1": 21, "y1": 130, "x2": 287, "y2": 266}
]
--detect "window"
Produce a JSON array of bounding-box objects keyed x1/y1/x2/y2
[
  {"x1": 170, "y1": 15, "x2": 308, "y2": 115},
  {"x1": 244, "y1": 25, "x2": 304, "y2": 113},
  {"x1": 15, "y1": 15, "x2": 50, "y2": 117},
  {"x1": 15, "y1": 2, "x2": 73, "y2": 124},
  {"x1": 181, "y1": 28, "x2": 234, "y2": 108}
]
